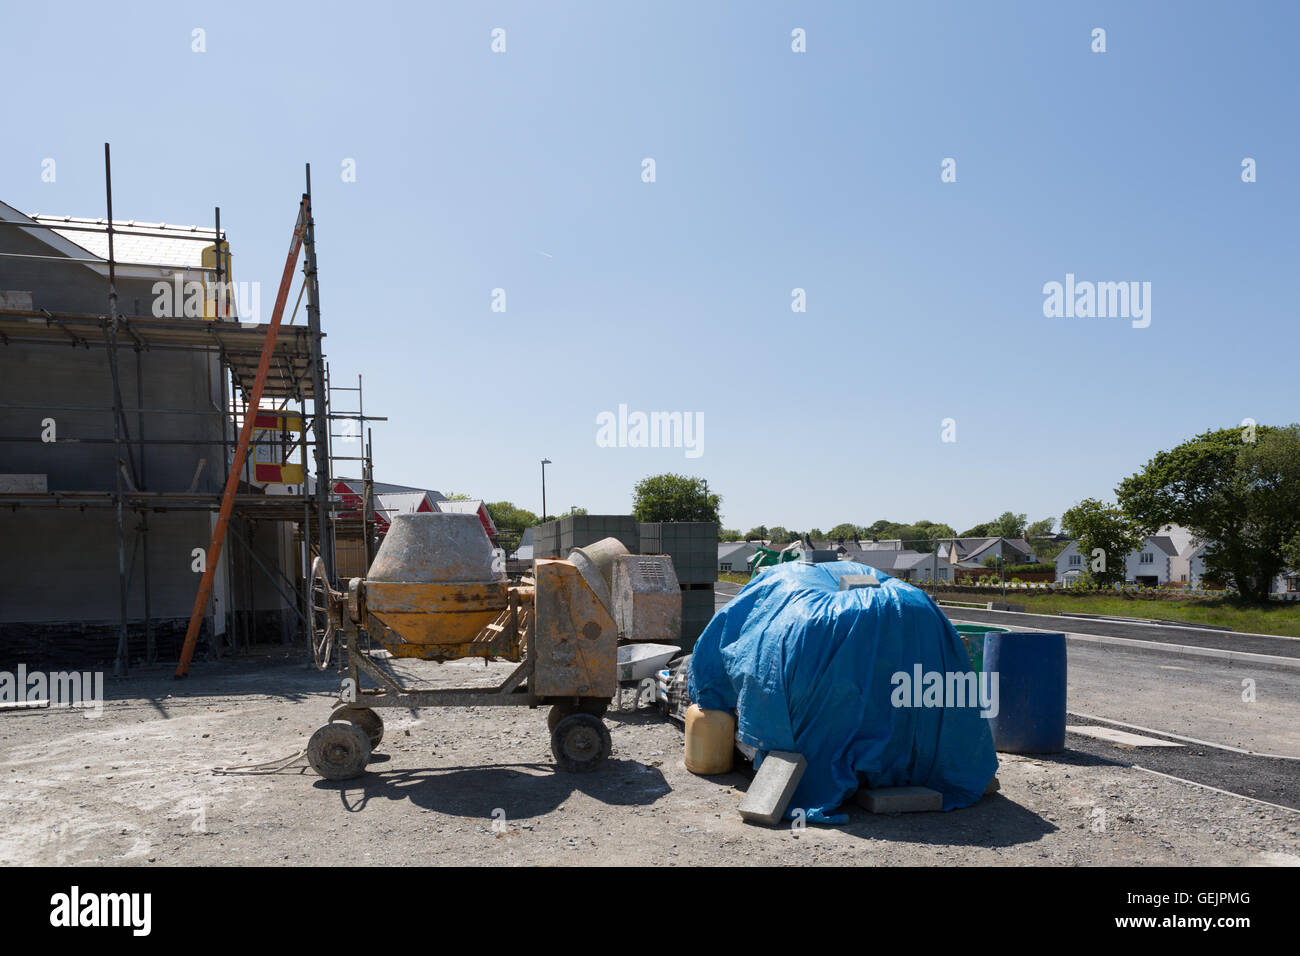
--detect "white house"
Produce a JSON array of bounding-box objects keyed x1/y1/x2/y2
[
  {"x1": 1056, "y1": 533, "x2": 1180, "y2": 585},
  {"x1": 1174, "y1": 539, "x2": 1300, "y2": 599},
  {"x1": 718, "y1": 541, "x2": 758, "y2": 574}
]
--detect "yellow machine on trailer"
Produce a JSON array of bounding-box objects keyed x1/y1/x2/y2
[{"x1": 305, "y1": 512, "x2": 674, "y2": 780}]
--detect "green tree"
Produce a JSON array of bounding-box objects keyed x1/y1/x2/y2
[
  {"x1": 485, "y1": 501, "x2": 539, "y2": 554},
  {"x1": 897, "y1": 520, "x2": 956, "y2": 551},
  {"x1": 1117, "y1": 424, "x2": 1300, "y2": 603},
  {"x1": 768, "y1": 526, "x2": 798, "y2": 544},
  {"x1": 994, "y1": 511, "x2": 1028, "y2": 538},
  {"x1": 1031, "y1": 537, "x2": 1068, "y2": 562},
  {"x1": 485, "y1": 501, "x2": 538, "y2": 532},
  {"x1": 1061, "y1": 498, "x2": 1142, "y2": 588},
  {"x1": 631, "y1": 474, "x2": 721, "y2": 523},
  {"x1": 1026, "y1": 517, "x2": 1055, "y2": 538},
  {"x1": 718, "y1": 528, "x2": 742, "y2": 542},
  {"x1": 827, "y1": 522, "x2": 861, "y2": 544},
  {"x1": 1282, "y1": 531, "x2": 1300, "y2": 577},
  {"x1": 744, "y1": 526, "x2": 769, "y2": 541},
  {"x1": 959, "y1": 521, "x2": 997, "y2": 537},
  {"x1": 807, "y1": 528, "x2": 824, "y2": 541}
]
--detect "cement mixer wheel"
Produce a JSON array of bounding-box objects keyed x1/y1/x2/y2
[
  {"x1": 307, "y1": 721, "x2": 371, "y2": 780},
  {"x1": 546, "y1": 699, "x2": 609, "y2": 733},
  {"x1": 330, "y1": 705, "x2": 384, "y2": 748},
  {"x1": 551, "y1": 713, "x2": 611, "y2": 773}
]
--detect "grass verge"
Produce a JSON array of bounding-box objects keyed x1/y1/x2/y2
[{"x1": 934, "y1": 589, "x2": 1300, "y2": 637}]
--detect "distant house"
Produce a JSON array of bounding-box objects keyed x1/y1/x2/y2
[
  {"x1": 430, "y1": 498, "x2": 498, "y2": 538},
  {"x1": 1125, "y1": 535, "x2": 1178, "y2": 585},
  {"x1": 842, "y1": 548, "x2": 947, "y2": 583},
  {"x1": 718, "y1": 541, "x2": 758, "y2": 574},
  {"x1": 1055, "y1": 535, "x2": 1178, "y2": 585},
  {"x1": 1173, "y1": 535, "x2": 1299, "y2": 599},
  {"x1": 375, "y1": 490, "x2": 443, "y2": 521},
  {"x1": 335, "y1": 478, "x2": 497, "y2": 540},
  {"x1": 938, "y1": 537, "x2": 1036, "y2": 569}
]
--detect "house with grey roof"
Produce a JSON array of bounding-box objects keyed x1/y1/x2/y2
[
  {"x1": 718, "y1": 541, "x2": 758, "y2": 574},
  {"x1": 937, "y1": 536, "x2": 1036, "y2": 570},
  {"x1": 841, "y1": 548, "x2": 947, "y2": 583},
  {"x1": 1055, "y1": 535, "x2": 1177, "y2": 585}
]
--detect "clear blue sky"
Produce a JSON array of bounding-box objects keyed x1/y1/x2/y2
[{"x1": 3, "y1": 1, "x2": 1295, "y2": 534}]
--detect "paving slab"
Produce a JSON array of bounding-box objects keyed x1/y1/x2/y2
[
  {"x1": 855, "y1": 785, "x2": 944, "y2": 814},
  {"x1": 738, "y1": 751, "x2": 806, "y2": 826}
]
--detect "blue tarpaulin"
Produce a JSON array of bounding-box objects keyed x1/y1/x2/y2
[{"x1": 689, "y1": 561, "x2": 998, "y2": 821}]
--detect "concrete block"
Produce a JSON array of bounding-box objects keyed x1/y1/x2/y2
[
  {"x1": 855, "y1": 785, "x2": 943, "y2": 814},
  {"x1": 839, "y1": 574, "x2": 880, "y2": 590},
  {"x1": 738, "y1": 751, "x2": 806, "y2": 826},
  {"x1": 799, "y1": 550, "x2": 839, "y2": 564}
]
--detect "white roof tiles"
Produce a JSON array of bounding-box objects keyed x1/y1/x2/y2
[{"x1": 29, "y1": 215, "x2": 220, "y2": 269}]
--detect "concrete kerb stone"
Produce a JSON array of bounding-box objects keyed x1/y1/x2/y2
[{"x1": 738, "y1": 751, "x2": 806, "y2": 826}]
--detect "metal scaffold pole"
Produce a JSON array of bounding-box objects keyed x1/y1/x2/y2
[
  {"x1": 302, "y1": 163, "x2": 334, "y2": 582},
  {"x1": 104, "y1": 143, "x2": 131, "y2": 678}
]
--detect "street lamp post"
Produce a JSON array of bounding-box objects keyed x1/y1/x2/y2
[{"x1": 540, "y1": 458, "x2": 551, "y2": 522}]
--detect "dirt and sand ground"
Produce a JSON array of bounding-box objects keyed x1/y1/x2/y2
[{"x1": 2, "y1": 651, "x2": 1297, "y2": 866}]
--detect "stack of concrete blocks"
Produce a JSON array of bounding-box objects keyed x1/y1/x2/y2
[
  {"x1": 532, "y1": 521, "x2": 561, "y2": 561},
  {"x1": 639, "y1": 520, "x2": 718, "y2": 652},
  {"x1": 531, "y1": 516, "x2": 718, "y2": 651},
  {"x1": 531, "y1": 514, "x2": 640, "y2": 561}
]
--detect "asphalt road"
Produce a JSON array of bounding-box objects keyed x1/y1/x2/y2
[
  {"x1": 712, "y1": 580, "x2": 1300, "y2": 810},
  {"x1": 927, "y1": 605, "x2": 1300, "y2": 657}
]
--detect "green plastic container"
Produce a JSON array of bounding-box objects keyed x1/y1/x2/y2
[{"x1": 952, "y1": 624, "x2": 1010, "y2": 673}]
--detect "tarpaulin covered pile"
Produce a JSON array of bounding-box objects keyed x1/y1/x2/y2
[{"x1": 689, "y1": 561, "x2": 997, "y2": 821}]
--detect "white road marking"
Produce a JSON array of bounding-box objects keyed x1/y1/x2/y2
[
  {"x1": 1067, "y1": 725, "x2": 1184, "y2": 748},
  {"x1": 1067, "y1": 710, "x2": 1300, "y2": 761},
  {"x1": 1130, "y1": 765, "x2": 1300, "y2": 816}
]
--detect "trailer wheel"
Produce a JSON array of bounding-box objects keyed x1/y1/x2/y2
[
  {"x1": 307, "y1": 721, "x2": 371, "y2": 780},
  {"x1": 546, "y1": 698, "x2": 609, "y2": 732},
  {"x1": 551, "y1": 713, "x2": 611, "y2": 773},
  {"x1": 330, "y1": 706, "x2": 384, "y2": 748}
]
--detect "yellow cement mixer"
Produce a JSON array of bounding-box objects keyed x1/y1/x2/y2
[{"x1": 305, "y1": 512, "x2": 679, "y2": 780}]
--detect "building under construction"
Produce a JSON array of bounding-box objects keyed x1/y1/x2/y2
[{"x1": 0, "y1": 153, "x2": 378, "y2": 673}]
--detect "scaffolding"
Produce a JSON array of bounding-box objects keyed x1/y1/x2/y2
[{"x1": 0, "y1": 145, "x2": 377, "y2": 675}]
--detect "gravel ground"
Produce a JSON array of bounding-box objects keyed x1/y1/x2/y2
[{"x1": 1, "y1": 653, "x2": 1298, "y2": 866}]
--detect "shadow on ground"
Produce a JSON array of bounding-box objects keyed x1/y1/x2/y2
[
  {"x1": 711, "y1": 748, "x2": 1130, "y2": 848},
  {"x1": 319, "y1": 757, "x2": 672, "y2": 818}
]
